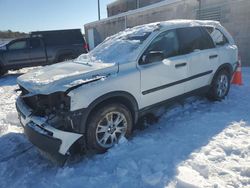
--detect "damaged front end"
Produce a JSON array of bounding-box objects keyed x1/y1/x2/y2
[
  {"x1": 14, "y1": 60, "x2": 118, "y2": 164},
  {"x1": 16, "y1": 86, "x2": 86, "y2": 164}
]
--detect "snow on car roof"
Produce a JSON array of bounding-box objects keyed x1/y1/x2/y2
[
  {"x1": 105, "y1": 19, "x2": 222, "y2": 41},
  {"x1": 119, "y1": 19, "x2": 234, "y2": 44}
]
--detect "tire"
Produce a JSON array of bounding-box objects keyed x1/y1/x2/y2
[
  {"x1": 208, "y1": 69, "x2": 231, "y2": 101},
  {"x1": 86, "y1": 103, "x2": 133, "y2": 153}
]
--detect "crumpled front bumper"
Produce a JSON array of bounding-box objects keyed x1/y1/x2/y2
[{"x1": 16, "y1": 97, "x2": 83, "y2": 161}]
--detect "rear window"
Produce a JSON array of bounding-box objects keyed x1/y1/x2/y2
[
  {"x1": 30, "y1": 38, "x2": 41, "y2": 48},
  {"x1": 177, "y1": 27, "x2": 214, "y2": 55},
  {"x1": 32, "y1": 30, "x2": 85, "y2": 46}
]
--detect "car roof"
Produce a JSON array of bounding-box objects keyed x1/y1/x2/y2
[
  {"x1": 156, "y1": 19, "x2": 234, "y2": 44},
  {"x1": 127, "y1": 19, "x2": 222, "y2": 36},
  {"x1": 107, "y1": 19, "x2": 234, "y2": 45}
]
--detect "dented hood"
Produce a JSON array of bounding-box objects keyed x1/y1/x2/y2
[{"x1": 17, "y1": 60, "x2": 118, "y2": 95}]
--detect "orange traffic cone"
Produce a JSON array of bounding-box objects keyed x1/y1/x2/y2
[{"x1": 231, "y1": 62, "x2": 243, "y2": 85}]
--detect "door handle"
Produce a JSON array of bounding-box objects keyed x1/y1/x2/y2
[
  {"x1": 209, "y1": 55, "x2": 218, "y2": 59},
  {"x1": 175, "y1": 63, "x2": 187, "y2": 68}
]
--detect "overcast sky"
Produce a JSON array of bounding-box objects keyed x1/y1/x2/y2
[{"x1": 0, "y1": 0, "x2": 114, "y2": 33}]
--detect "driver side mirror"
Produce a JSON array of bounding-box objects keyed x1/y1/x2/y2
[{"x1": 142, "y1": 51, "x2": 164, "y2": 64}]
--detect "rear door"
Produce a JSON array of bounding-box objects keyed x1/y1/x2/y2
[
  {"x1": 138, "y1": 29, "x2": 188, "y2": 109},
  {"x1": 3, "y1": 39, "x2": 31, "y2": 69},
  {"x1": 206, "y1": 27, "x2": 237, "y2": 67},
  {"x1": 177, "y1": 27, "x2": 218, "y2": 92},
  {"x1": 28, "y1": 38, "x2": 47, "y2": 66}
]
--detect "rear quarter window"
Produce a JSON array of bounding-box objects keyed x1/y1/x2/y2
[{"x1": 205, "y1": 27, "x2": 229, "y2": 46}]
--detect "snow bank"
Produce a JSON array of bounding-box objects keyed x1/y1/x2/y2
[{"x1": 168, "y1": 121, "x2": 250, "y2": 188}]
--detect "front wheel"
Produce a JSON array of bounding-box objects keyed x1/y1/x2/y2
[
  {"x1": 208, "y1": 70, "x2": 231, "y2": 100},
  {"x1": 86, "y1": 103, "x2": 133, "y2": 153}
]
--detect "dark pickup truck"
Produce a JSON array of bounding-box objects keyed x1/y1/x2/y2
[{"x1": 0, "y1": 29, "x2": 88, "y2": 75}]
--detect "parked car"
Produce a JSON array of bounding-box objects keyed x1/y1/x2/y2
[
  {"x1": 0, "y1": 29, "x2": 88, "y2": 75},
  {"x1": 16, "y1": 20, "x2": 239, "y2": 163}
]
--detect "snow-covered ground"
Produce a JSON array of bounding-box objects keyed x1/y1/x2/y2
[{"x1": 0, "y1": 68, "x2": 249, "y2": 188}]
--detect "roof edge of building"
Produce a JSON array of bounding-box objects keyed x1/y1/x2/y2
[
  {"x1": 85, "y1": 0, "x2": 183, "y2": 27},
  {"x1": 107, "y1": 0, "x2": 121, "y2": 8}
]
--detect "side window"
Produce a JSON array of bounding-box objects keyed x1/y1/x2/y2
[
  {"x1": 145, "y1": 30, "x2": 180, "y2": 59},
  {"x1": 30, "y1": 38, "x2": 41, "y2": 49},
  {"x1": 177, "y1": 27, "x2": 213, "y2": 55},
  {"x1": 205, "y1": 27, "x2": 229, "y2": 46},
  {"x1": 8, "y1": 40, "x2": 27, "y2": 50},
  {"x1": 200, "y1": 27, "x2": 216, "y2": 49}
]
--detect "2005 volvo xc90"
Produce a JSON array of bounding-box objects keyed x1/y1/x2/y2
[{"x1": 16, "y1": 20, "x2": 239, "y2": 162}]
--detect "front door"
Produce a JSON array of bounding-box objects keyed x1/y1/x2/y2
[
  {"x1": 138, "y1": 29, "x2": 188, "y2": 109},
  {"x1": 28, "y1": 38, "x2": 47, "y2": 66},
  {"x1": 4, "y1": 39, "x2": 30, "y2": 69}
]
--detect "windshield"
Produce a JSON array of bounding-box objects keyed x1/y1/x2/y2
[{"x1": 75, "y1": 24, "x2": 157, "y2": 64}]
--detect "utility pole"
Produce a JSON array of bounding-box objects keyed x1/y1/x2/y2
[
  {"x1": 197, "y1": 0, "x2": 201, "y2": 19},
  {"x1": 136, "y1": 0, "x2": 140, "y2": 9},
  {"x1": 98, "y1": 0, "x2": 101, "y2": 20}
]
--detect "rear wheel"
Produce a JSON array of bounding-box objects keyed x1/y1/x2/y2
[
  {"x1": 208, "y1": 70, "x2": 231, "y2": 100},
  {"x1": 86, "y1": 103, "x2": 133, "y2": 153}
]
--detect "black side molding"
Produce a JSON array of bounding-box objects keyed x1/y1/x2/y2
[{"x1": 142, "y1": 70, "x2": 213, "y2": 95}]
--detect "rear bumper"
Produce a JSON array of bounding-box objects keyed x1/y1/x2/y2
[{"x1": 16, "y1": 97, "x2": 83, "y2": 158}]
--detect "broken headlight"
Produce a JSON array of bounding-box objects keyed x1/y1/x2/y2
[{"x1": 23, "y1": 92, "x2": 70, "y2": 116}]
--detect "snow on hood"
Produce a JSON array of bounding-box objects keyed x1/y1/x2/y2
[
  {"x1": 17, "y1": 23, "x2": 159, "y2": 95},
  {"x1": 17, "y1": 60, "x2": 118, "y2": 94}
]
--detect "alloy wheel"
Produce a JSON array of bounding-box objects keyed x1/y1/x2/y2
[
  {"x1": 216, "y1": 74, "x2": 229, "y2": 98},
  {"x1": 95, "y1": 111, "x2": 127, "y2": 148}
]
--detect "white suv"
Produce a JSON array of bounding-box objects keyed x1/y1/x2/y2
[{"x1": 16, "y1": 20, "x2": 238, "y2": 162}]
